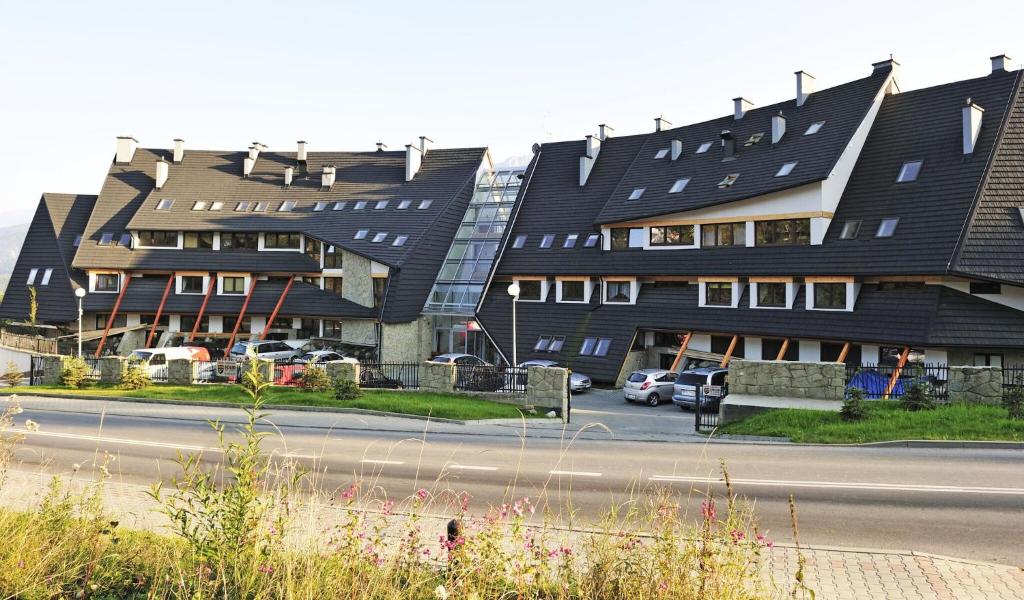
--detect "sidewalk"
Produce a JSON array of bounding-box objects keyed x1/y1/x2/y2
[{"x1": 2, "y1": 468, "x2": 1021, "y2": 600}]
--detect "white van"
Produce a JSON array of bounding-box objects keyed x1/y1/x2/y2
[{"x1": 128, "y1": 347, "x2": 211, "y2": 379}]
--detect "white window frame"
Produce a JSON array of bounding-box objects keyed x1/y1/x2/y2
[
  {"x1": 156, "y1": 198, "x2": 175, "y2": 210},
  {"x1": 26, "y1": 268, "x2": 38, "y2": 285},
  {"x1": 89, "y1": 271, "x2": 122, "y2": 294},
  {"x1": 210, "y1": 201, "x2": 224, "y2": 211},
  {"x1": 192, "y1": 201, "x2": 207, "y2": 211},
  {"x1": 805, "y1": 280, "x2": 859, "y2": 312},
  {"x1": 176, "y1": 272, "x2": 211, "y2": 295},
  {"x1": 217, "y1": 273, "x2": 251, "y2": 296},
  {"x1": 749, "y1": 280, "x2": 797, "y2": 310},
  {"x1": 698, "y1": 280, "x2": 745, "y2": 309},
  {"x1": 602, "y1": 277, "x2": 638, "y2": 305},
  {"x1": 556, "y1": 277, "x2": 592, "y2": 304},
  {"x1": 512, "y1": 277, "x2": 549, "y2": 303},
  {"x1": 40, "y1": 268, "x2": 53, "y2": 286}
]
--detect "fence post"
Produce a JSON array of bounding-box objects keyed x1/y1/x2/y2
[
  {"x1": 325, "y1": 360, "x2": 360, "y2": 385},
  {"x1": 168, "y1": 359, "x2": 193, "y2": 385},
  {"x1": 99, "y1": 356, "x2": 127, "y2": 384},
  {"x1": 421, "y1": 362, "x2": 455, "y2": 393}
]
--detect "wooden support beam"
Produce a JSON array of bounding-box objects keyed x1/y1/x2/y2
[
  {"x1": 94, "y1": 274, "x2": 131, "y2": 358},
  {"x1": 720, "y1": 335, "x2": 739, "y2": 367},
  {"x1": 775, "y1": 338, "x2": 790, "y2": 361},
  {"x1": 224, "y1": 278, "x2": 259, "y2": 358},
  {"x1": 260, "y1": 277, "x2": 294, "y2": 340},
  {"x1": 188, "y1": 276, "x2": 217, "y2": 342},
  {"x1": 145, "y1": 274, "x2": 175, "y2": 349},
  {"x1": 668, "y1": 332, "x2": 692, "y2": 373},
  {"x1": 837, "y1": 342, "x2": 851, "y2": 364},
  {"x1": 883, "y1": 346, "x2": 911, "y2": 399}
]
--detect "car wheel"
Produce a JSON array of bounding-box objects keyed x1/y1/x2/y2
[{"x1": 646, "y1": 393, "x2": 661, "y2": 406}]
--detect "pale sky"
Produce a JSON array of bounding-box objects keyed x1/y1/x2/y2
[{"x1": 1, "y1": 0, "x2": 1021, "y2": 224}]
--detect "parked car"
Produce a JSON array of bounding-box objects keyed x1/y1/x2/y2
[
  {"x1": 294, "y1": 350, "x2": 357, "y2": 365},
  {"x1": 430, "y1": 354, "x2": 506, "y2": 391},
  {"x1": 517, "y1": 360, "x2": 592, "y2": 392},
  {"x1": 360, "y1": 364, "x2": 405, "y2": 389},
  {"x1": 623, "y1": 369, "x2": 678, "y2": 406},
  {"x1": 672, "y1": 367, "x2": 729, "y2": 411},
  {"x1": 430, "y1": 353, "x2": 490, "y2": 366},
  {"x1": 228, "y1": 340, "x2": 301, "y2": 362},
  {"x1": 128, "y1": 347, "x2": 212, "y2": 379}
]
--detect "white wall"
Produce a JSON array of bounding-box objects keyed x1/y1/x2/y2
[
  {"x1": 798, "y1": 340, "x2": 821, "y2": 362},
  {"x1": 924, "y1": 348, "x2": 948, "y2": 364},
  {"x1": 690, "y1": 334, "x2": 712, "y2": 352},
  {"x1": 861, "y1": 344, "x2": 880, "y2": 366},
  {"x1": 746, "y1": 336, "x2": 763, "y2": 361},
  {"x1": 944, "y1": 282, "x2": 1024, "y2": 312}
]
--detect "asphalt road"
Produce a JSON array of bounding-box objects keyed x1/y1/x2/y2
[{"x1": 7, "y1": 404, "x2": 1024, "y2": 565}]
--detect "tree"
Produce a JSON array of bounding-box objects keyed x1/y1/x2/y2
[
  {"x1": 1, "y1": 361, "x2": 22, "y2": 388},
  {"x1": 27, "y1": 286, "x2": 37, "y2": 325}
]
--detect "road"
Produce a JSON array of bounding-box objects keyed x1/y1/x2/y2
[{"x1": 6, "y1": 401, "x2": 1024, "y2": 566}]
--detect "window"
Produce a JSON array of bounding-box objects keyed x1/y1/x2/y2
[
  {"x1": 180, "y1": 315, "x2": 209, "y2": 333},
  {"x1": 210, "y1": 201, "x2": 224, "y2": 210},
  {"x1": 221, "y1": 232, "x2": 258, "y2": 250},
  {"x1": 654, "y1": 148, "x2": 669, "y2": 159},
  {"x1": 373, "y1": 278, "x2": 386, "y2": 308},
  {"x1": 705, "y1": 283, "x2": 733, "y2": 306},
  {"x1": 517, "y1": 280, "x2": 542, "y2": 301},
  {"x1": 580, "y1": 338, "x2": 597, "y2": 355},
  {"x1": 99, "y1": 233, "x2": 115, "y2": 245},
  {"x1": 95, "y1": 273, "x2": 119, "y2": 292},
  {"x1": 718, "y1": 173, "x2": 739, "y2": 188},
  {"x1": 324, "y1": 246, "x2": 343, "y2": 268},
  {"x1": 628, "y1": 188, "x2": 645, "y2": 200},
  {"x1": 804, "y1": 121, "x2": 825, "y2": 135},
  {"x1": 896, "y1": 160, "x2": 922, "y2": 183},
  {"x1": 875, "y1": 218, "x2": 899, "y2": 238},
  {"x1": 192, "y1": 201, "x2": 207, "y2": 211},
  {"x1": 702, "y1": 222, "x2": 745, "y2": 247},
  {"x1": 235, "y1": 202, "x2": 251, "y2": 212},
  {"x1": 534, "y1": 336, "x2": 553, "y2": 351},
  {"x1": 813, "y1": 283, "x2": 846, "y2": 309},
  {"x1": 398, "y1": 200, "x2": 411, "y2": 209},
  {"x1": 138, "y1": 230, "x2": 178, "y2": 247},
  {"x1": 39, "y1": 268, "x2": 53, "y2": 286},
  {"x1": 375, "y1": 201, "x2": 388, "y2": 210},
  {"x1": 323, "y1": 319, "x2": 342, "y2": 338},
  {"x1": 539, "y1": 234, "x2": 555, "y2": 249},
  {"x1": 314, "y1": 201, "x2": 328, "y2": 211},
  {"x1": 776, "y1": 161, "x2": 798, "y2": 177},
  {"x1": 744, "y1": 132, "x2": 765, "y2": 146},
  {"x1": 223, "y1": 315, "x2": 251, "y2": 334},
  {"x1": 156, "y1": 198, "x2": 174, "y2": 210},
  {"x1": 95, "y1": 313, "x2": 127, "y2": 329},
  {"x1": 650, "y1": 225, "x2": 695, "y2": 246},
  {"x1": 119, "y1": 233, "x2": 133, "y2": 247},
  {"x1": 594, "y1": 338, "x2": 612, "y2": 357},
  {"x1": 222, "y1": 276, "x2": 246, "y2": 294},
  {"x1": 264, "y1": 233, "x2": 300, "y2": 249},
  {"x1": 180, "y1": 275, "x2": 205, "y2": 294},
  {"x1": 756, "y1": 282, "x2": 787, "y2": 307},
  {"x1": 970, "y1": 281, "x2": 1001, "y2": 294},
  {"x1": 668, "y1": 178, "x2": 690, "y2": 194},
  {"x1": 610, "y1": 228, "x2": 644, "y2": 250},
  {"x1": 548, "y1": 337, "x2": 565, "y2": 352},
  {"x1": 563, "y1": 234, "x2": 578, "y2": 248},
  {"x1": 392, "y1": 235, "x2": 408, "y2": 247},
  {"x1": 26, "y1": 268, "x2": 38, "y2": 284},
  {"x1": 839, "y1": 220, "x2": 861, "y2": 240},
  {"x1": 512, "y1": 235, "x2": 527, "y2": 249},
  {"x1": 183, "y1": 232, "x2": 214, "y2": 249},
  {"x1": 696, "y1": 142, "x2": 713, "y2": 153},
  {"x1": 354, "y1": 230, "x2": 368, "y2": 240},
  {"x1": 605, "y1": 281, "x2": 631, "y2": 303},
  {"x1": 73, "y1": 234, "x2": 82, "y2": 247},
  {"x1": 560, "y1": 280, "x2": 585, "y2": 302},
  {"x1": 324, "y1": 277, "x2": 343, "y2": 296},
  {"x1": 255, "y1": 202, "x2": 271, "y2": 212},
  {"x1": 354, "y1": 201, "x2": 367, "y2": 210},
  {"x1": 371, "y1": 232, "x2": 388, "y2": 243},
  {"x1": 276, "y1": 201, "x2": 295, "y2": 212},
  {"x1": 584, "y1": 233, "x2": 600, "y2": 248},
  {"x1": 418, "y1": 200, "x2": 433, "y2": 209},
  {"x1": 333, "y1": 202, "x2": 346, "y2": 211},
  {"x1": 974, "y1": 353, "x2": 1003, "y2": 367},
  {"x1": 755, "y1": 219, "x2": 810, "y2": 245},
  {"x1": 141, "y1": 313, "x2": 170, "y2": 328}
]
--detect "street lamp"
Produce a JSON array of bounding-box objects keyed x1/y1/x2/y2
[
  {"x1": 74, "y1": 288, "x2": 86, "y2": 357},
  {"x1": 507, "y1": 282, "x2": 520, "y2": 367}
]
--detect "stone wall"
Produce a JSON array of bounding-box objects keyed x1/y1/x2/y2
[
  {"x1": 168, "y1": 359, "x2": 193, "y2": 385},
  {"x1": 729, "y1": 359, "x2": 845, "y2": 401},
  {"x1": 41, "y1": 356, "x2": 64, "y2": 385},
  {"x1": 325, "y1": 360, "x2": 360, "y2": 384},
  {"x1": 526, "y1": 365, "x2": 568, "y2": 409},
  {"x1": 99, "y1": 357, "x2": 127, "y2": 384},
  {"x1": 615, "y1": 350, "x2": 646, "y2": 387},
  {"x1": 421, "y1": 361, "x2": 455, "y2": 393},
  {"x1": 380, "y1": 317, "x2": 432, "y2": 363},
  {"x1": 948, "y1": 366, "x2": 1003, "y2": 404}
]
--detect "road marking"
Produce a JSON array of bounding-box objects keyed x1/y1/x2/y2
[
  {"x1": 16, "y1": 429, "x2": 219, "y2": 453},
  {"x1": 360, "y1": 459, "x2": 405, "y2": 465},
  {"x1": 549, "y1": 470, "x2": 602, "y2": 477},
  {"x1": 448, "y1": 464, "x2": 499, "y2": 471},
  {"x1": 649, "y1": 475, "x2": 1024, "y2": 496},
  {"x1": 283, "y1": 453, "x2": 318, "y2": 460}
]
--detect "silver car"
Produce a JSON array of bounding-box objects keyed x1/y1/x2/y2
[
  {"x1": 228, "y1": 340, "x2": 301, "y2": 362},
  {"x1": 518, "y1": 360, "x2": 592, "y2": 392},
  {"x1": 623, "y1": 369, "x2": 678, "y2": 406}
]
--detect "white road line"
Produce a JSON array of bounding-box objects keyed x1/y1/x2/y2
[
  {"x1": 360, "y1": 459, "x2": 405, "y2": 465},
  {"x1": 549, "y1": 470, "x2": 602, "y2": 477},
  {"x1": 649, "y1": 475, "x2": 1024, "y2": 496},
  {"x1": 283, "y1": 453, "x2": 318, "y2": 460},
  {"x1": 448, "y1": 464, "x2": 499, "y2": 471},
  {"x1": 16, "y1": 429, "x2": 219, "y2": 453}
]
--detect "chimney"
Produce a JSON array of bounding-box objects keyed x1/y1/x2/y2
[
  {"x1": 598, "y1": 123, "x2": 614, "y2": 141},
  {"x1": 248, "y1": 145, "x2": 259, "y2": 161},
  {"x1": 376, "y1": 141, "x2": 387, "y2": 152},
  {"x1": 733, "y1": 97, "x2": 753, "y2": 120},
  {"x1": 579, "y1": 134, "x2": 602, "y2": 186},
  {"x1": 872, "y1": 57, "x2": 900, "y2": 74},
  {"x1": 243, "y1": 156, "x2": 255, "y2": 178},
  {"x1": 654, "y1": 116, "x2": 672, "y2": 132},
  {"x1": 991, "y1": 54, "x2": 1014, "y2": 73},
  {"x1": 771, "y1": 112, "x2": 787, "y2": 144},
  {"x1": 284, "y1": 166, "x2": 294, "y2": 187},
  {"x1": 405, "y1": 145, "x2": 422, "y2": 181},
  {"x1": 115, "y1": 136, "x2": 138, "y2": 164},
  {"x1": 720, "y1": 130, "x2": 735, "y2": 160},
  {"x1": 670, "y1": 139, "x2": 683, "y2": 161},
  {"x1": 296, "y1": 140, "x2": 308, "y2": 162},
  {"x1": 155, "y1": 158, "x2": 169, "y2": 189},
  {"x1": 419, "y1": 136, "x2": 434, "y2": 156},
  {"x1": 321, "y1": 165, "x2": 336, "y2": 189},
  {"x1": 962, "y1": 98, "x2": 985, "y2": 154},
  {"x1": 795, "y1": 71, "x2": 815, "y2": 107},
  {"x1": 172, "y1": 138, "x2": 184, "y2": 163}
]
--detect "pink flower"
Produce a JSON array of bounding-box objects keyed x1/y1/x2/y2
[
  {"x1": 416, "y1": 488, "x2": 429, "y2": 500},
  {"x1": 756, "y1": 533, "x2": 774, "y2": 549},
  {"x1": 257, "y1": 564, "x2": 274, "y2": 575},
  {"x1": 701, "y1": 499, "x2": 717, "y2": 522},
  {"x1": 340, "y1": 483, "x2": 358, "y2": 501},
  {"x1": 730, "y1": 529, "x2": 746, "y2": 543},
  {"x1": 382, "y1": 499, "x2": 395, "y2": 515}
]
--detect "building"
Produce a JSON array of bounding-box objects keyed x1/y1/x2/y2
[
  {"x1": 0, "y1": 137, "x2": 492, "y2": 361},
  {"x1": 477, "y1": 55, "x2": 1024, "y2": 384}
]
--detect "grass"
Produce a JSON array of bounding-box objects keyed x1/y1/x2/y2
[
  {"x1": 719, "y1": 400, "x2": 1024, "y2": 443},
  {"x1": 3, "y1": 384, "x2": 536, "y2": 421}
]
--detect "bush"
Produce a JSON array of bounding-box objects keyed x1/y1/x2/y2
[
  {"x1": 119, "y1": 361, "x2": 152, "y2": 390},
  {"x1": 300, "y1": 365, "x2": 331, "y2": 392},
  {"x1": 840, "y1": 387, "x2": 868, "y2": 421},
  {"x1": 1, "y1": 361, "x2": 22, "y2": 388},
  {"x1": 1003, "y1": 386, "x2": 1024, "y2": 420},
  {"x1": 332, "y1": 376, "x2": 362, "y2": 401},
  {"x1": 900, "y1": 382, "x2": 936, "y2": 411},
  {"x1": 60, "y1": 356, "x2": 91, "y2": 389}
]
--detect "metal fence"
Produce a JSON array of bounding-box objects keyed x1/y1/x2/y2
[
  {"x1": 360, "y1": 362, "x2": 420, "y2": 389},
  {"x1": 273, "y1": 362, "x2": 308, "y2": 386},
  {"x1": 1003, "y1": 365, "x2": 1024, "y2": 391},
  {"x1": 694, "y1": 385, "x2": 722, "y2": 432},
  {"x1": 846, "y1": 363, "x2": 949, "y2": 401},
  {"x1": 454, "y1": 365, "x2": 528, "y2": 394}
]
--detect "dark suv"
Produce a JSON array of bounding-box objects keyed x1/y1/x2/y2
[{"x1": 672, "y1": 367, "x2": 728, "y2": 411}]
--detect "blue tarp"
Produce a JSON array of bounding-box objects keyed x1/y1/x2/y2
[{"x1": 847, "y1": 369, "x2": 905, "y2": 398}]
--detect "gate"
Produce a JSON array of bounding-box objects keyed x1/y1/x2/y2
[
  {"x1": 29, "y1": 355, "x2": 46, "y2": 386},
  {"x1": 694, "y1": 385, "x2": 722, "y2": 432}
]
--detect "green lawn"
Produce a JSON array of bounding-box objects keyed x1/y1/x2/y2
[
  {"x1": 3, "y1": 384, "x2": 534, "y2": 421},
  {"x1": 718, "y1": 401, "x2": 1024, "y2": 443}
]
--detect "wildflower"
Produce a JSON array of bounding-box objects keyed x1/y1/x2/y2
[
  {"x1": 382, "y1": 499, "x2": 395, "y2": 515},
  {"x1": 340, "y1": 483, "x2": 358, "y2": 501},
  {"x1": 24, "y1": 419, "x2": 39, "y2": 432},
  {"x1": 659, "y1": 581, "x2": 668, "y2": 591},
  {"x1": 701, "y1": 499, "x2": 717, "y2": 522},
  {"x1": 416, "y1": 488, "x2": 428, "y2": 500},
  {"x1": 434, "y1": 584, "x2": 449, "y2": 599},
  {"x1": 730, "y1": 529, "x2": 746, "y2": 543},
  {"x1": 257, "y1": 564, "x2": 274, "y2": 574},
  {"x1": 756, "y1": 533, "x2": 774, "y2": 549}
]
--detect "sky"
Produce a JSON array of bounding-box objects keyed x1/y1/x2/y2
[{"x1": 0, "y1": 0, "x2": 1021, "y2": 225}]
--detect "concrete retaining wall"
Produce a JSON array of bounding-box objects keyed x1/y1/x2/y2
[
  {"x1": 168, "y1": 359, "x2": 193, "y2": 385},
  {"x1": 325, "y1": 361, "x2": 360, "y2": 384},
  {"x1": 420, "y1": 362, "x2": 455, "y2": 393},
  {"x1": 948, "y1": 366, "x2": 1002, "y2": 405},
  {"x1": 527, "y1": 366, "x2": 568, "y2": 409},
  {"x1": 99, "y1": 357, "x2": 127, "y2": 384},
  {"x1": 729, "y1": 358, "x2": 845, "y2": 401}
]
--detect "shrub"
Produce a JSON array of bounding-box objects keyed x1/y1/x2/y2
[
  {"x1": 241, "y1": 360, "x2": 266, "y2": 396},
  {"x1": 1003, "y1": 386, "x2": 1024, "y2": 420},
  {"x1": 900, "y1": 382, "x2": 936, "y2": 411},
  {"x1": 332, "y1": 376, "x2": 362, "y2": 401},
  {"x1": 60, "y1": 356, "x2": 91, "y2": 388},
  {"x1": 301, "y1": 365, "x2": 331, "y2": 392},
  {"x1": 119, "y1": 361, "x2": 152, "y2": 390},
  {"x1": 1, "y1": 361, "x2": 22, "y2": 388},
  {"x1": 840, "y1": 387, "x2": 868, "y2": 421}
]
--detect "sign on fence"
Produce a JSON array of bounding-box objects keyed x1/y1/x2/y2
[
  {"x1": 216, "y1": 360, "x2": 239, "y2": 378},
  {"x1": 702, "y1": 384, "x2": 724, "y2": 397}
]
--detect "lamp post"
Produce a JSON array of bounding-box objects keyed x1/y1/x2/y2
[
  {"x1": 507, "y1": 282, "x2": 520, "y2": 367},
  {"x1": 74, "y1": 288, "x2": 86, "y2": 357}
]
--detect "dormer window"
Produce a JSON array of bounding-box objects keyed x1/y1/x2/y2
[
  {"x1": 583, "y1": 233, "x2": 600, "y2": 247},
  {"x1": 235, "y1": 202, "x2": 251, "y2": 212},
  {"x1": 563, "y1": 234, "x2": 578, "y2": 248},
  {"x1": 156, "y1": 198, "x2": 174, "y2": 210},
  {"x1": 398, "y1": 200, "x2": 411, "y2": 209},
  {"x1": 371, "y1": 232, "x2": 388, "y2": 243},
  {"x1": 210, "y1": 201, "x2": 224, "y2": 210},
  {"x1": 744, "y1": 132, "x2": 765, "y2": 146},
  {"x1": 333, "y1": 202, "x2": 346, "y2": 211},
  {"x1": 314, "y1": 202, "x2": 328, "y2": 211},
  {"x1": 654, "y1": 148, "x2": 670, "y2": 159},
  {"x1": 375, "y1": 201, "x2": 389, "y2": 210},
  {"x1": 668, "y1": 178, "x2": 690, "y2": 194},
  {"x1": 279, "y1": 200, "x2": 296, "y2": 212},
  {"x1": 418, "y1": 200, "x2": 433, "y2": 209},
  {"x1": 253, "y1": 202, "x2": 269, "y2": 212},
  {"x1": 839, "y1": 220, "x2": 862, "y2": 239},
  {"x1": 696, "y1": 142, "x2": 713, "y2": 153},
  {"x1": 628, "y1": 188, "x2": 645, "y2": 200},
  {"x1": 718, "y1": 174, "x2": 739, "y2": 188},
  {"x1": 119, "y1": 233, "x2": 133, "y2": 247},
  {"x1": 539, "y1": 234, "x2": 555, "y2": 249},
  {"x1": 876, "y1": 218, "x2": 900, "y2": 238},
  {"x1": 896, "y1": 160, "x2": 922, "y2": 183},
  {"x1": 512, "y1": 235, "x2": 527, "y2": 249},
  {"x1": 192, "y1": 201, "x2": 207, "y2": 211},
  {"x1": 354, "y1": 201, "x2": 367, "y2": 210},
  {"x1": 804, "y1": 121, "x2": 825, "y2": 135},
  {"x1": 776, "y1": 161, "x2": 798, "y2": 177},
  {"x1": 354, "y1": 230, "x2": 369, "y2": 240}
]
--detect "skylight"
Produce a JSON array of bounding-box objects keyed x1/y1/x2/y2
[
  {"x1": 564, "y1": 234, "x2": 578, "y2": 248},
  {"x1": 210, "y1": 201, "x2": 224, "y2": 210},
  {"x1": 40, "y1": 268, "x2": 53, "y2": 286},
  {"x1": 654, "y1": 148, "x2": 670, "y2": 159},
  {"x1": 392, "y1": 235, "x2": 408, "y2": 246},
  {"x1": 512, "y1": 235, "x2": 527, "y2": 249},
  {"x1": 804, "y1": 121, "x2": 825, "y2": 135},
  {"x1": 119, "y1": 233, "x2": 133, "y2": 247},
  {"x1": 354, "y1": 230, "x2": 369, "y2": 240},
  {"x1": 696, "y1": 142, "x2": 713, "y2": 153},
  {"x1": 99, "y1": 233, "x2": 114, "y2": 245},
  {"x1": 668, "y1": 178, "x2": 690, "y2": 194},
  {"x1": 584, "y1": 233, "x2": 600, "y2": 247},
  {"x1": 539, "y1": 234, "x2": 555, "y2": 249},
  {"x1": 279, "y1": 200, "x2": 296, "y2": 212},
  {"x1": 744, "y1": 132, "x2": 765, "y2": 146},
  {"x1": 235, "y1": 202, "x2": 251, "y2": 212},
  {"x1": 372, "y1": 232, "x2": 388, "y2": 243},
  {"x1": 73, "y1": 234, "x2": 82, "y2": 247},
  {"x1": 876, "y1": 218, "x2": 900, "y2": 238},
  {"x1": 1019, "y1": 207, "x2": 1024, "y2": 225},
  {"x1": 354, "y1": 201, "x2": 367, "y2": 210},
  {"x1": 192, "y1": 201, "x2": 207, "y2": 211},
  {"x1": 418, "y1": 200, "x2": 433, "y2": 209},
  {"x1": 333, "y1": 202, "x2": 346, "y2": 211},
  {"x1": 896, "y1": 160, "x2": 923, "y2": 183},
  {"x1": 156, "y1": 198, "x2": 174, "y2": 210},
  {"x1": 718, "y1": 174, "x2": 740, "y2": 188},
  {"x1": 776, "y1": 161, "x2": 798, "y2": 177},
  {"x1": 839, "y1": 220, "x2": 862, "y2": 239},
  {"x1": 26, "y1": 269, "x2": 37, "y2": 284},
  {"x1": 628, "y1": 188, "x2": 645, "y2": 200},
  {"x1": 253, "y1": 202, "x2": 269, "y2": 212},
  {"x1": 375, "y1": 201, "x2": 388, "y2": 210},
  {"x1": 314, "y1": 201, "x2": 328, "y2": 211}
]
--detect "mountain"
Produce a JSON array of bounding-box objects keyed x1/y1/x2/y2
[{"x1": 0, "y1": 223, "x2": 28, "y2": 300}]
